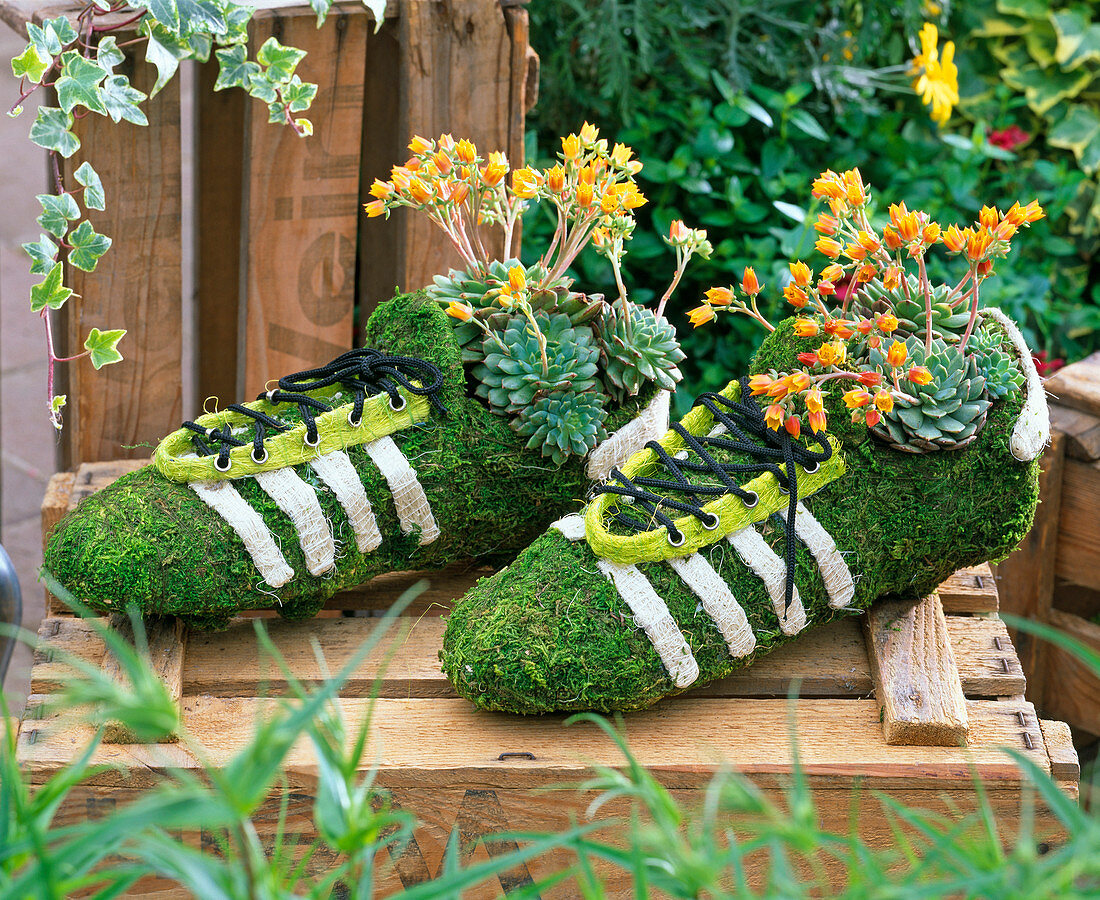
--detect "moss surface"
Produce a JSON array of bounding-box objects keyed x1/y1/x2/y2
[
  {"x1": 43, "y1": 292, "x2": 655, "y2": 629},
  {"x1": 440, "y1": 317, "x2": 1040, "y2": 714}
]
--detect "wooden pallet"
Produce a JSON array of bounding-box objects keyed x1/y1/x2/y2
[
  {"x1": 994, "y1": 351, "x2": 1100, "y2": 736},
  {"x1": 24, "y1": 461, "x2": 1081, "y2": 895},
  {"x1": 0, "y1": 0, "x2": 535, "y2": 469}
]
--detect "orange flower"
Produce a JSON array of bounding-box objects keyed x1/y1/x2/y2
[
  {"x1": 845, "y1": 241, "x2": 867, "y2": 262},
  {"x1": 805, "y1": 387, "x2": 824, "y2": 413},
  {"x1": 817, "y1": 341, "x2": 846, "y2": 366},
  {"x1": 995, "y1": 219, "x2": 1018, "y2": 241},
  {"x1": 786, "y1": 371, "x2": 811, "y2": 392},
  {"x1": 886, "y1": 340, "x2": 908, "y2": 368},
  {"x1": 874, "y1": 390, "x2": 894, "y2": 412},
  {"x1": 619, "y1": 187, "x2": 647, "y2": 209},
  {"x1": 815, "y1": 236, "x2": 842, "y2": 259},
  {"x1": 793, "y1": 318, "x2": 820, "y2": 337},
  {"x1": 828, "y1": 319, "x2": 856, "y2": 339},
  {"x1": 364, "y1": 199, "x2": 387, "y2": 218},
  {"x1": 857, "y1": 230, "x2": 882, "y2": 253},
  {"x1": 669, "y1": 220, "x2": 691, "y2": 242},
  {"x1": 856, "y1": 263, "x2": 877, "y2": 283},
  {"x1": 865, "y1": 409, "x2": 882, "y2": 427},
  {"x1": 610, "y1": 142, "x2": 632, "y2": 166},
  {"x1": 815, "y1": 213, "x2": 839, "y2": 235},
  {"x1": 741, "y1": 267, "x2": 761, "y2": 296},
  {"x1": 449, "y1": 181, "x2": 470, "y2": 204},
  {"x1": 1003, "y1": 202, "x2": 1026, "y2": 227},
  {"x1": 965, "y1": 228, "x2": 993, "y2": 262},
  {"x1": 579, "y1": 121, "x2": 599, "y2": 143},
  {"x1": 843, "y1": 388, "x2": 872, "y2": 409},
  {"x1": 390, "y1": 166, "x2": 412, "y2": 192},
  {"x1": 922, "y1": 222, "x2": 941, "y2": 244},
  {"x1": 511, "y1": 166, "x2": 541, "y2": 198},
  {"x1": 882, "y1": 226, "x2": 903, "y2": 251},
  {"x1": 437, "y1": 133, "x2": 455, "y2": 152},
  {"x1": 408, "y1": 177, "x2": 433, "y2": 204},
  {"x1": 883, "y1": 266, "x2": 902, "y2": 291},
  {"x1": 785, "y1": 414, "x2": 802, "y2": 439},
  {"x1": 408, "y1": 134, "x2": 433, "y2": 155},
  {"x1": 908, "y1": 365, "x2": 933, "y2": 385},
  {"x1": 748, "y1": 373, "x2": 774, "y2": 395},
  {"x1": 876, "y1": 312, "x2": 899, "y2": 333},
  {"x1": 456, "y1": 139, "x2": 477, "y2": 163},
  {"x1": 706, "y1": 286, "x2": 734, "y2": 306},
  {"x1": 798, "y1": 351, "x2": 819, "y2": 366},
  {"x1": 857, "y1": 318, "x2": 874, "y2": 335},
  {"x1": 821, "y1": 263, "x2": 844, "y2": 282},
  {"x1": 600, "y1": 191, "x2": 619, "y2": 214},
  {"x1": 765, "y1": 404, "x2": 785, "y2": 431},
  {"x1": 561, "y1": 134, "x2": 581, "y2": 160},
  {"x1": 859, "y1": 370, "x2": 882, "y2": 387},
  {"x1": 808, "y1": 409, "x2": 827, "y2": 434},
  {"x1": 783, "y1": 284, "x2": 810, "y2": 308},
  {"x1": 842, "y1": 168, "x2": 868, "y2": 206},
  {"x1": 896, "y1": 211, "x2": 920, "y2": 242},
  {"x1": 576, "y1": 182, "x2": 594, "y2": 208},
  {"x1": 979, "y1": 205, "x2": 1000, "y2": 230},
  {"x1": 688, "y1": 304, "x2": 716, "y2": 327},
  {"x1": 1022, "y1": 200, "x2": 1045, "y2": 222},
  {"x1": 445, "y1": 301, "x2": 473, "y2": 322},
  {"x1": 817, "y1": 279, "x2": 837, "y2": 297},
  {"x1": 432, "y1": 151, "x2": 453, "y2": 175},
  {"x1": 790, "y1": 260, "x2": 812, "y2": 286},
  {"x1": 888, "y1": 201, "x2": 909, "y2": 226},
  {"x1": 578, "y1": 164, "x2": 596, "y2": 186},
  {"x1": 369, "y1": 179, "x2": 393, "y2": 199},
  {"x1": 812, "y1": 170, "x2": 844, "y2": 200},
  {"x1": 545, "y1": 164, "x2": 565, "y2": 193},
  {"x1": 481, "y1": 151, "x2": 508, "y2": 186},
  {"x1": 507, "y1": 265, "x2": 527, "y2": 294},
  {"x1": 767, "y1": 379, "x2": 789, "y2": 400},
  {"x1": 942, "y1": 224, "x2": 965, "y2": 252}
]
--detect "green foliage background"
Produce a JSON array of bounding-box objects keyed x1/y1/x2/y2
[{"x1": 521, "y1": 0, "x2": 1100, "y2": 401}]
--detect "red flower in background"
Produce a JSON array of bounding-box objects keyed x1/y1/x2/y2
[
  {"x1": 1033, "y1": 350, "x2": 1064, "y2": 378},
  {"x1": 989, "y1": 125, "x2": 1030, "y2": 152}
]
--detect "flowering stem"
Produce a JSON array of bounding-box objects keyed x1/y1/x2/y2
[
  {"x1": 959, "y1": 271, "x2": 981, "y2": 351},
  {"x1": 917, "y1": 253, "x2": 933, "y2": 352},
  {"x1": 655, "y1": 247, "x2": 687, "y2": 320},
  {"x1": 943, "y1": 269, "x2": 972, "y2": 308},
  {"x1": 609, "y1": 249, "x2": 632, "y2": 341}
]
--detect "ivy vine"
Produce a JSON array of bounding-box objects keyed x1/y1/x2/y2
[{"x1": 8, "y1": 0, "x2": 384, "y2": 429}]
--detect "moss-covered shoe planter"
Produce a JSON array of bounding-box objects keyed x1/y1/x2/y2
[
  {"x1": 440, "y1": 310, "x2": 1050, "y2": 714},
  {"x1": 42, "y1": 293, "x2": 669, "y2": 629}
]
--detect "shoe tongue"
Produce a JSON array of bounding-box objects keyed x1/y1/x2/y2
[{"x1": 363, "y1": 291, "x2": 466, "y2": 410}]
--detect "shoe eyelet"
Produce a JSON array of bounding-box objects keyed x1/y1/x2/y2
[
  {"x1": 701, "y1": 512, "x2": 720, "y2": 531},
  {"x1": 347, "y1": 409, "x2": 363, "y2": 427},
  {"x1": 741, "y1": 490, "x2": 759, "y2": 509},
  {"x1": 303, "y1": 430, "x2": 320, "y2": 448},
  {"x1": 666, "y1": 528, "x2": 686, "y2": 547},
  {"x1": 778, "y1": 485, "x2": 790, "y2": 496},
  {"x1": 213, "y1": 455, "x2": 232, "y2": 473},
  {"x1": 802, "y1": 461, "x2": 819, "y2": 474},
  {"x1": 251, "y1": 446, "x2": 268, "y2": 464},
  {"x1": 389, "y1": 393, "x2": 407, "y2": 412}
]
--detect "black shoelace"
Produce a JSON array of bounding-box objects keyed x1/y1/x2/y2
[
  {"x1": 181, "y1": 348, "x2": 447, "y2": 471},
  {"x1": 592, "y1": 377, "x2": 833, "y2": 612}
]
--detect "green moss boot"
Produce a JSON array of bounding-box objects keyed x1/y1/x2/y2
[
  {"x1": 440, "y1": 309, "x2": 1049, "y2": 714},
  {"x1": 42, "y1": 293, "x2": 669, "y2": 629}
]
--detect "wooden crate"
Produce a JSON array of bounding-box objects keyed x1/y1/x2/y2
[
  {"x1": 994, "y1": 352, "x2": 1100, "y2": 736},
  {"x1": 23, "y1": 460, "x2": 1080, "y2": 896},
  {"x1": 0, "y1": 0, "x2": 535, "y2": 469}
]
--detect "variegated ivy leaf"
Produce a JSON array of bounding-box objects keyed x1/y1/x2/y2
[
  {"x1": 22, "y1": 234, "x2": 59, "y2": 276},
  {"x1": 214, "y1": 44, "x2": 260, "y2": 90},
  {"x1": 44, "y1": 15, "x2": 78, "y2": 45},
  {"x1": 96, "y1": 36, "x2": 125, "y2": 73},
  {"x1": 84, "y1": 327, "x2": 126, "y2": 369},
  {"x1": 256, "y1": 37, "x2": 306, "y2": 82},
  {"x1": 27, "y1": 22, "x2": 62, "y2": 59},
  {"x1": 36, "y1": 192, "x2": 80, "y2": 238},
  {"x1": 30, "y1": 262, "x2": 73, "y2": 312},
  {"x1": 68, "y1": 221, "x2": 113, "y2": 272},
  {"x1": 281, "y1": 75, "x2": 317, "y2": 113},
  {"x1": 133, "y1": 0, "x2": 181, "y2": 33},
  {"x1": 362, "y1": 0, "x2": 388, "y2": 33},
  {"x1": 142, "y1": 21, "x2": 196, "y2": 96},
  {"x1": 294, "y1": 118, "x2": 313, "y2": 137},
  {"x1": 100, "y1": 74, "x2": 149, "y2": 125},
  {"x1": 56, "y1": 52, "x2": 108, "y2": 115},
  {"x1": 28, "y1": 107, "x2": 80, "y2": 157},
  {"x1": 220, "y1": 4, "x2": 253, "y2": 45},
  {"x1": 12, "y1": 44, "x2": 49, "y2": 84},
  {"x1": 309, "y1": 0, "x2": 335, "y2": 26},
  {"x1": 177, "y1": 0, "x2": 228, "y2": 36},
  {"x1": 74, "y1": 162, "x2": 106, "y2": 211},
  {"x1": 50, "y1": 394, "x2": 67, "y2": 419},
  {"x1": 247, "y1": 70, "x2": 278, "y2": 104}
]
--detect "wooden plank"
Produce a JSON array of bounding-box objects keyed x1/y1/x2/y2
[
  {"x1": 398, "y1": 0, "x2": 516, "y2": 292},
  {"x1": 240, "y1": 8, "x2": 365, "y2": 396},
  {"x1": 1039, "y1": 718, "x2": 1080, "y2": 784},
  {"x1": 41, "y1": 473, "x2": 76, "y2": 614},
  {"x1": 1050, "y1": 403, "x2": 1100, "y2": 462},
  {"x1": 993, "y1": 430, "x2": 1065, "y2": 708},
  {"x1": 99, "y1": 614, "x2": 187, "y2": 744},
  {"x1": 66, "y1": 459, "x2": 147, "y2": 511},
  {"x1": 194, "y1": 56, "x2": 246, "y2": 408},
  {"x1": 60, "y1": 55, "x2": 183, "y2": 466},
  {"x1": 864, "y1": 593, "x2": 969, "y2": 746},
  {"x1": 30, "y1": 610, "x2": 1027, "y2": 702},
  {"x1": 19, "y1": 695, "x2": 1051, "y2": 791},
  {"x1": 1045, "y1": 351, "x2": 1100, "y2": 419},
  {"x1": 1041, "y1": 608, "x2": 1100, "y2": 736},
  {"x1": 1054, "y1": 458, "x2": 1100, "y2": 592},
  {"x1": 937, "y1": 563, "x2": 998, "y2": 613}
]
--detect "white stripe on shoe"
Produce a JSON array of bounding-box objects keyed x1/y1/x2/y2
[
  {"x1": 190, "y1": 480, "x2": 295, "y2": 588},
  {"x1": 586, "y1": 389, "x2": 671, "y2": 481},
  {"x1": 982, "y1": 307, "x2": 1049, "y2": 462},
  {"x1": 551, "y1": 514, "x2": 587, "y2": 541},
  {"x1": 793, "y1": 502, "x2": 854, "y2": 609},
  {"x1": 668, "y1": 553, "x2": 756, "y2": 658},
  {"x1": 255, "y1": 467, "x2": 336, "y2": 576},
  {"x1": 727, "y1": 525, "x2": 808, "y2": 636},
  {"x1": 310, "y1": 451, "x2": 383, "y2": 554},
  {"x1": 364, "y1": 436, "x2": 440, "y2": 545},
  {"x1": 596, "y1": 559, "x2": 699, "y2": 688}
]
